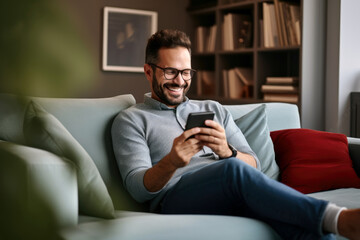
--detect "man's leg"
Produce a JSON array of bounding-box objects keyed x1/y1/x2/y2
[{"x1": 160, "y1": 158, "x2": 334, "y2": 239}]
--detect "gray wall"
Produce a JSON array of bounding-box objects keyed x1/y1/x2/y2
[
  {"x1": 63, "y1": 0, "x2": 190, "y2": 103},
  {"x1": 325, "y1": 0, "x2": 360, "y2": 135}
]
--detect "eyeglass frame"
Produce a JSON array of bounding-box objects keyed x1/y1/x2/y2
[{"x1": 148, "y1": 63, "x2": 196, "y2": 81}]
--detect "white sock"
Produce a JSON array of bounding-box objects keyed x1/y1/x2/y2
[{"x1": 323, "y1": 203, "x2": 347, "y2": 235}]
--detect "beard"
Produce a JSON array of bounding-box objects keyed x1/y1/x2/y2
[{"x1": 152, "y1": 74, "x2": 190, "y2": 107}]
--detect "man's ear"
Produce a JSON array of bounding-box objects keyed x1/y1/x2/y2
[{"x1": 144, "y1": 64, "x2": 153, "y2": 82}]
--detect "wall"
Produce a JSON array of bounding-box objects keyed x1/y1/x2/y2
[
  {"x1": 325, "y1": 0, "x2": 360, "y2": 135},
  {"x1": 301, "y1": 0, "x2": 326, "y2": 130},
  {"x1": 63, "y1": 0, "x2": 190, "y2": 103}
]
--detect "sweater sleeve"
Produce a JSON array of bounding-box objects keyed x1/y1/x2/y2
[{"x1": 111, "y1": 110, "x2": 160, "y2": 203}]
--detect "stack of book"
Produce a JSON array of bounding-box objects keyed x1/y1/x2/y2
[
  {"x1": 196, "y1": 70, "x2": 216, "y2": 96},
  {"x1": 222, "y1": 13, "x2": 252, "y2": 50},
  {"x1": 261, "y1": 76, "x2": 299, "y2": 103},
  {"x1": 223, "y1": 67, "x2": 253, "y2": 99},
  {"x1": 195, "y1": 25, "x2": 217, "y2": 53},
  {"x1": 261, "y1": 0, "x2": 301, "y2": 48}
]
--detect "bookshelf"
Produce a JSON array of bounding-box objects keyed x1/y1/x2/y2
[{"x1": 187, "y1": 0, "x2": 303, "y2": 106}]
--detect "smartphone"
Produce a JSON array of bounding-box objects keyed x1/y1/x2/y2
[{"x1": 185, "y1": 111, "x2": 215, "y2": 130}]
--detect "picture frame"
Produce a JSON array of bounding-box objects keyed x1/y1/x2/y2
[{"x1": 102, "y1": 7, "x2": 158, "y2": 72}]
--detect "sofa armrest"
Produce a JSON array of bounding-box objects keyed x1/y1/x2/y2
[
  {"x1": 348, "y1": 137, "x2": 360, "y2": 177},
  {"x1": 0, "y1": 141, "x2": 78, "y2": 240}
]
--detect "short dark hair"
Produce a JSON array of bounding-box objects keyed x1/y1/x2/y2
[{"x1": 145, "y1": 29, "x2": 191, "y2": 64}]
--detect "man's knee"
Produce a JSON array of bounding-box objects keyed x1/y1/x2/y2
[
  {"x1": 221, "y1": 157, "x2": 260, "y2": 183},
  {"x1": 222, "y1": 157, "x2": 248, "y2": 173}
]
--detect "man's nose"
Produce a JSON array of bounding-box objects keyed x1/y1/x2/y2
[{"x1": 172, "y1": 72, "x2": 185, "y2": 85}]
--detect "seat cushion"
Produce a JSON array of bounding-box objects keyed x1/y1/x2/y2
[
  {"x1": 308, "y1": 188, "x2": 360, "y2": 209},
  {"x1": 23, "y1": 100, "x2": 115, "y2": 219},
  {"x1": 60, "y1": 214, "x2": 281, "y2": 240}
]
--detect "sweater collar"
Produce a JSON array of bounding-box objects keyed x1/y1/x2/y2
[{"x1": 143, "y1": 92, "x2": 189, "y2": 110}]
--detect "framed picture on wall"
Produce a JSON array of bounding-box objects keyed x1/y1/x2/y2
[{"x1": 102, "y1": 7, "x2": 157, "y2": 72}]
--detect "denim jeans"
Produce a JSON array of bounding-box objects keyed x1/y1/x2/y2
[{"x1": 160, "y1": 158, "x2": 335, "y2": 240}]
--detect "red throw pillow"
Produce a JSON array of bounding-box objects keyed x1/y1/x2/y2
[{"x1": 270, "y1": 128, "x2": 360, "y2": 194}]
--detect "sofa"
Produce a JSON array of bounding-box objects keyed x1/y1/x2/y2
[{"x1": 1, "y1": 93, "x2": 360, "y2": 240}]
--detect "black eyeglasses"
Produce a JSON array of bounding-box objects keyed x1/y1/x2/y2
[{"x1": 148, "y1": 63, "x2": 196, "y2": 81}]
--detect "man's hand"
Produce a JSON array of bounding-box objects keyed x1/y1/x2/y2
[
  {"x1": 144, "y1": 127, "x2": 204, "y2": 192},
  {"x1": 194, "y1": 120, "x2": 231, "y2": 158},
  {"x1": 195, "y1": 120, "x2": 257, "y2": 168},
  {"x1": 168, "y1": 127, "x2": 205, "y2": 168}
]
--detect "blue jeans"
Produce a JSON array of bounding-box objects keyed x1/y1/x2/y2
[{"x1": 160, "y1": 158, "x2": 335, "y2": 240}]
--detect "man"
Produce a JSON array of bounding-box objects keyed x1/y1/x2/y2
[{"x1": 112, "y1": 29, "x2": 360, "y2": 239}]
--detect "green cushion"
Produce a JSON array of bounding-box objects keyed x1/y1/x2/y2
[
  {"x1": 0, "y1": 141, "x2": 77, "y2": 240},
  {"x1": 23, "y1": 100, "x2": 115, "y2": 219},
  {"x1": 0, "y1": 94, "x2": 30, "y2": 144},
  {"x1": 234, "y1": 104, "x2": 279, "y2": 180}
]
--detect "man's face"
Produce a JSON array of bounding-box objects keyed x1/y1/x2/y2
[{"x1": 145, "y1": 47, "x2": 192, "y2": 107}]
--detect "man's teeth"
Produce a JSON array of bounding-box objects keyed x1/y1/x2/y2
[{"x1": 168, "y1": 87, "x2": 182, "y2": 92}]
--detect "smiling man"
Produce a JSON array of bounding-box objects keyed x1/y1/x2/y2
[
  {"x1": 111, "y1": 29, "x2": 360, "y2": 240},
  {"x1": 147, "y1": 48, "x2": 191, "y2": 107}
]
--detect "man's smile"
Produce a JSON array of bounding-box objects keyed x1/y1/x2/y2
[{"x1": 164, "y1": 83, "x2": 187, "y2": 94}]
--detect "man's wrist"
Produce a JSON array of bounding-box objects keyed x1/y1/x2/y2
[{"x1": 219, "y1": 144, "x2": 237, "y2": 159}]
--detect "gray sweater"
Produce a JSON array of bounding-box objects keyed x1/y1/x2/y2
[{"x1": 111, "y1": 93, "x2": 260, "y2": 212}]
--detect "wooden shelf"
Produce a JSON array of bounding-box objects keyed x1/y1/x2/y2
[{"x1": 187, "y1": 0, "x2": 303, "y2": 106}]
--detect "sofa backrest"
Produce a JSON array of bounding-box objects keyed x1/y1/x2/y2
[
  {"x1": 0, "y1": 94, "x2": 142, "y2": 211},
  {"x1": 0, "y1": 94, "x2": 301, "y2": 212},
  {"x1": 225, "y1": 102, "x2": 301, "y2": 131},
  {"x1": 35, "y1": 95, "x2": 141, "y2": 210}
]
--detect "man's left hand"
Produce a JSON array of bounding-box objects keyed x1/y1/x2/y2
[{"x1": 195, "y1": 120, "x2": 232, "y2": 158}]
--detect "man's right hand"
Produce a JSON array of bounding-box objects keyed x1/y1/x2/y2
[
  {"x1": 144, "y1": 127, "x2": 204, "y2": 192},
  {"x1": 167, "y1": 127, "x2": 204, "y2": 168}
]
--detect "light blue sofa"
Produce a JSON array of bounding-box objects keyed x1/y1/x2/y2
[{"x1": 1, "y1": 94, "x2": 359, "y2": 240}]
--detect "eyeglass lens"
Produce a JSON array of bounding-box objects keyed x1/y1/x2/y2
[{"x1": 164, "y1": 68, "x2": 194, "y2": 81}]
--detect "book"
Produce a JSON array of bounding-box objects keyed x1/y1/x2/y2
[
  {"x1": 263, "y1": 2, "x2": 279, "y2": 48},
  {"x1": 223, "y1": 69, "x2": 229, "y2": 98},
  {"x1": 222, "y1": 14, "x2": 231, "y2": 50},
  {"x1": 266, "y1": 76, "x2": 299, "y2": 84},
  {"x1": 223, "y1": 68, "x2": 252, "y2": 99},
  {"x1": 262, "y1": 2, "x2": 272, "y2": 47},
  {"x1": 234, "y1": 67, "x2": 254, "y2": 86},
  {"x1": 273, "y1": 0, "x2": 284, "y2": 46},
  {"x1": 196, "y1": 70, "x2": 216, "y2": 95},
  {"x1": 261, "y1": 84, "x2": 298, "y2": 93},
  {"x1": 195, "y1": 26, "x2": 207, "y2": 53},
  {"x1": 195, "y1": 25, "x2": 217, "y2": 53},
  {"x1": 227, "y1": 68, "x2": 243, "y2": 99},
  {"x1": 207, "y1": 25, "x2": 217, "y2": 52},
  {"x1": 263, "y1": 93, "x2": 299, "y2": 103},
  {"x1": 223, "y1": 13, "x2": 252, "y2": 50},
  {"x1": 262, "y1": 1, "x2": 301, "y2": 47},
  {"x1": 289, "y1": 3, "x2": 301, "y2": 45}
]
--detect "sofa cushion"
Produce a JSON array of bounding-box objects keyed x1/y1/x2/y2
[
  {"x1": 0, "y1": 94, "x2": 30, "y2": 144},
  {"x1": 0, "y1": 141, "x2": 77, "y2": 240},
  {"x1": 31, "y1": 94, "x2": 139, "y2": 211},
  {"x1": 61, "y1": 214, "x2": 281, "y2": 240},
  {"x1": 308, "y1": 188, "x2": 360, "y2": 209},
  {"x1": 270, "y1": 128, "x2": 360, "y2": 194},
  {"x1": 225, "y1": 102, "x2": 301, "y2": 132},
  {"x1": 234, "y1": 104, "x2": 279, "y2": 180},
  {"x1": 23, "y1": 100, "x2": 115, "y2": 219}
]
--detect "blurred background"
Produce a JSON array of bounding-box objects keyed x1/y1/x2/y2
[{"x1": 0, "y1": 0, "x2": 190, "y2": 102}]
